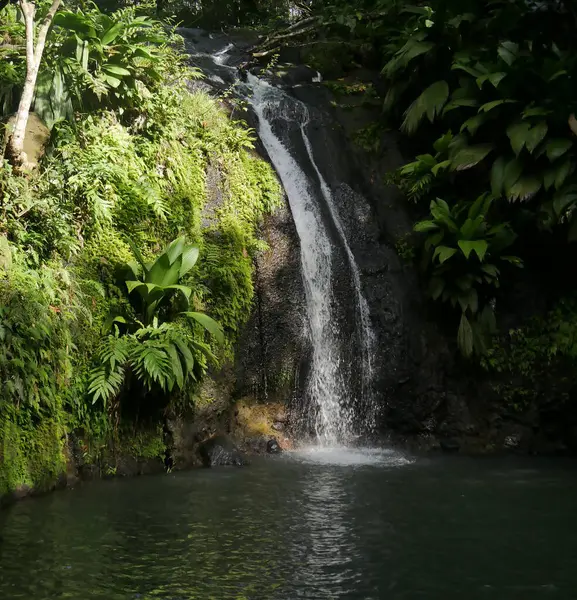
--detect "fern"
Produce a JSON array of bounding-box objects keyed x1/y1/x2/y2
[{"x1": 88, "y1": 333, "x2": 129, "y2": 404}]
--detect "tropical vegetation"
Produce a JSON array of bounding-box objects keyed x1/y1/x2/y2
[
  {"x1": 228, "y1": 0, "x2": 577, "y2": 360},
  {"x1": 0, "y1": 0, "x2": 281, "y2": 497}
]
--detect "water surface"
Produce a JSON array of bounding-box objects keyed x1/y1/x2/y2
[{"x1": 1, "y1": 451, "x2": 576, "y2": 599}]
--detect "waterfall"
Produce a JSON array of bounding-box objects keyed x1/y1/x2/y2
[
  {"x1": 182, "y1": 30, "x2": 377, "y2": 446},
  {"x1": 247, "y1": 76, "x2": 375, "y2": 446}
]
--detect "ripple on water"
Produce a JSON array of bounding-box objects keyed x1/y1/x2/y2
[{"x1": 287, "y1": 446, "x2": 414, "y2": 467}]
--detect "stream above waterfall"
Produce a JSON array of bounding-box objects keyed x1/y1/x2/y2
[{"x1": 1, "y1": 454, "x2": 577, "y2": 599}]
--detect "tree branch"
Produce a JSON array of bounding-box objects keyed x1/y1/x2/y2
[{"x1": 35, "y1": 0, "x2": 61, "y2": 64}]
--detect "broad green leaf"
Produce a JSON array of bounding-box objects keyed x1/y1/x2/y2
[
  {"x1": 183, "y1": 312, "x2": 224, "y2": 344},
  {"x1": 452, "y1": 63, "x2": 484, "y2": 78},
  {"x1": 468, "y1": 194, "x2": 492, "y2": 220},
  {"x1": 479, "y1": 305, "x2": 497, "y2": 333},
  {"x1": 460, "y1": 216, "x2": 483, "y2": 239},
  {"x1": 503, "y1": 158, "x2": 523, "y2": 193},
  {"x1": 442, "y1": 98, "x2": 479, "y2": 115},
  {"x1": 147, "y1": 252, "x2": 180, "y2": 286},
  {"x1": 133, "y1": 46, "x2": 157, "y2": 60},
  {"x1": 101, "y1": 22, "x2": 124, "y2": 45},
  {"x1": 102, "y1": 73, "x2": 121, "y2": 88},
  {"x1": 381, "y1": 40, "x2": 434, "y2": 75},
  {"x1": 414, "y1": 220, "x2": 439, "y2": 233},
  {"x1": 481, "y1": 264, "x2": 500, "y2": 278},
  {"x1": 525, "y1": 121, "x2": 548, "y2": 153},
  {"x1": 126, "y1": 280, "x2": 145, "y2": 294},
  {"x1": 488, "y1": 71, "x2": 507, "y2": 88},
  {"x1": 436, "y1": 198, "x2": 451, "y2": 214},
  {"x1": 173, "y1": 337, "x2": 195, "y2": 372},
  {"x1": 455, "y1": 275, "x2": 474, "y2": 291},
  {"x1": 478, "y1": 99, "x2": 516, "y2": 113},
  {"x1": 433, "y1": 246, "x2": 457, "y2": 264},
  {"x1": 431, "y1": 160, "x2": 452, "y2": 176},
  {"x1": 502, "y1": 255, "x2": 523, "y2": 267},
  {"x1": 460, "y1": 114, "x2": 487, "y2": 135},
  {"x1": 180, "y1": 246, "x2": 200, "y2": 277},
  {"x1": 451, "y1": 144, "x2": 493, "y2": 171},
  {"x1": 164, "y1": 284, "x2": 192, "y2": 301},
  {"x1": 507, "y1": 122, "x2": 531, "y2": 155},
  {"x1": 543, "y1": 167, "x2": 557, "y2": 191},
  {"x1": 522, "y1": 107, "x2": 552, "y2": 119},
  {"x1": 546, "y1": 139, "x2": 573, "y2": 162},
  {"x1": 491, "y1": 156, "x2": 507, "y2": 196},
  {"x1": 433, "y1": 132, "x2": 454, "y2": 154},
  {"x1": 166, "y1": 237, "x2": 186, "y2": 264},
  {"x1": 102, "y1": 64, "x2": 131, "y2": 77},
  {"x1": 458, "y1": 239, "x2": 488, "y2": 261},
  {"x1": 555, "y1": 161, "x2": 573, "y2": 190},
  {"x1": 425, "y1": 231, "x2": 444, "y2": 251},
  {"x1": 458, "y1": 288, "x2": 478, "y2": 313},
  {"x1": 402, "y1": 80, "x2": 449, "y2": 134},
  {"x1": 53, "y1": 11, "x2": 97, "y2": 38},
  {"x1": 498, "y1": 41, "x2": 519, "y2": 66},
  {"x1": 552, "y1": 189, "x2": 577, "y2": 217},
  {"x1": 508, "y1": 176, "x2": 542, "y2": 202},
  {"x1": 457, "y1": 313, "x2": 474, "y2": 357},
  {"x1": 416, "y1": 154, "x2": 437, "y2": 167}
]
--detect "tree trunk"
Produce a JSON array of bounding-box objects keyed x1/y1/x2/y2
[{"x1": 4, "y1": 0, "x2": 61, "y2": 169}]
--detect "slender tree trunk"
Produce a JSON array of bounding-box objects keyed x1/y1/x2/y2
[{"x1": 5, "y1": 0, "x2": 61, "y2": 168}]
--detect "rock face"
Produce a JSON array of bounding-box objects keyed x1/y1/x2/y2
[
  {"x1": 180, "y1": 30, "x2": 577, "y2": 455},
  {"x1": 231, "y1": 59, "x2": 577, "y2": 454},
  {"x1": 198, "y1": 435, "x2": 247, "y2": 467},
  {"x1": 3, "y1": 112, "x2": 51, "y2": 168},
  {"x1": 234, "y1": 199, "x2": 308, "y2": 407}
]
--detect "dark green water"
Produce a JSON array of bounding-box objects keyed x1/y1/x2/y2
[{"x1": 1, "y1": 448, "x2": 576, "y2": 599}]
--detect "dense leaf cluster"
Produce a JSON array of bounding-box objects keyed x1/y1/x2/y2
[
  {"x1": 0, "y1": 3, "x2": 281, "y2": 493},
  {"x1": 305, "y1": 0, "x2": 577, "y2": 356}
]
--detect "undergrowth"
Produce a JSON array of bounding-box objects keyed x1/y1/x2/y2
[{"x1": 0, "y1": 23, "x2": 281, "y2": 496}]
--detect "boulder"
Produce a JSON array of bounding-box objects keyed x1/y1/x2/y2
[
  {"x1": 266, "y1": 438, "x2": 282, "y2": 454},
  {"x1": 198, "y1": 435, "x2": 247, "y2": 467},
  {"x1": 3, "y1": 112, "x2": 51, "y2": 169}
]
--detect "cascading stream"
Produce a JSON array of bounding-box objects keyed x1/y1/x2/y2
[
  {"x1": 183, "y1": 33, "x2": 376, "y2": 445},
  {"x1": 246, "y1": 75, "x2": 375, "y2": 445}
]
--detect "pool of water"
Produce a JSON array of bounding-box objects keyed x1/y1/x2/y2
[{"x1": 1, "y1": 449, "x2": 576, "y2": 599}]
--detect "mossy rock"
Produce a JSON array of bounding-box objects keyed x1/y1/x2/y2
[{"x1": 3, "y1": 112, "x2": 51, "y2": 168}]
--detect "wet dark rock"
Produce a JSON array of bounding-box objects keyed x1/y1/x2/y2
[
  {"x1": 198, "y1": 435, "x2": 248, "y2": 467},
  {"x1": 280, "y1": 65, "x2": 319, "y2": 86},
  {"x1": 440, "y1": 439, "x2": 461, "y2": 453},
  {"x1": 267, "y1": 438, "x2": 282, "y2": 454}
]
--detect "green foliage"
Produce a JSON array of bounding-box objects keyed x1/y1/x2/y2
[
  {"x1": 38, "y1": 5, "x2": 176, "y2": 127},
  {"x1": 0, "y1": 15, "x2": 281, "y2": 497},
  {"x1": 394, "y1": 232, "x2": 416, "y2": 262},
  {"x1": 122, "y1": 237, "x2": 202, "y2": 325},
  {"x1": 415, "y1": 194, "x2": 521, "y2": 356},
  {"x1": 88, "y1": 320, "x2": 216, "y2": 404},
  {"x1": 88, "y1": 238, "x2": 224, "y2": 405},
  {"x1": 0, "y1": 5, "x2": 25, "y2": 116},
  {"x1": 482, "y1": 296, "x2": 577, "y2": 409},
  {"x1": 159, "y1": 0, "x2": 297, "y2": 29},
  {"x1": 309, "y1": 0, "x2": 577, "y2": 356}
]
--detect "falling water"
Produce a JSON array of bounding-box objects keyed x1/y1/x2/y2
[
  {"x1": 181, "y1": 29, "x2": 377, "y2": 445},
  {"x1": 247, "y1": 75, "x2": 375, "y2": 445}
]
